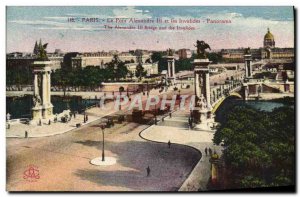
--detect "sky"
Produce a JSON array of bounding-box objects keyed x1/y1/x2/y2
[{"x1": 6, "y1": 6, "x2": 295, "y2": 53}]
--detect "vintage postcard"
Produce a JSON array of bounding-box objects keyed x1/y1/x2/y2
[{"x1": 6, "y1": 6, "x2": 295, "y2": 192}]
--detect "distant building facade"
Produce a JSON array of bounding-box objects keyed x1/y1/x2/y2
[
  {"x1": 69, "y1": 50, "x2": 152, "y2": 70},
  {"x1": 221, "y1": 28, "x2": 294, "y2": 61},
  {"x1": 7, "y1": 52, "x2": 63, "y2": 71},
  {"x1": 126, "y1": 62, "x2": 159, "y2": 77},
  {"x1": 177, "y1": 49, "x2": 192, "y2": 59}
]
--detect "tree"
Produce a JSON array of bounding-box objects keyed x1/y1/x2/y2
[
  {"x1": 207, "y1": 52, "x2": 222, "y2": 64},
  {"x1": 213, "y1": 105, "x2": 295, "y2": 189},
  {"x1": 135, "y1": 63, "x2": 146, "y2": 81},
  {"x1": 175, "y1": 59, "x2": 193, "y2": 72},
  {"x1": 151, "y1": 52, "x2": 168, "y2": 72},
  {"x1": 33, "y1": 41, "x2": 38, "y2": 55},
  {"x1": 106, "y1": 55, "x2": 128, "y2": 81}
]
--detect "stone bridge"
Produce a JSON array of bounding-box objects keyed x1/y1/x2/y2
[{"x1": 210, "y1": 82, "x2": 243, "y2": 113}]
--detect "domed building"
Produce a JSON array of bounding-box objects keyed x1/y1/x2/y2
[
  {"x1": 263, "y1": 28, "x2": 275, "y2": 48},
  {"x1": 221, "y1": 27, "x2": 294, "y2": 61}
]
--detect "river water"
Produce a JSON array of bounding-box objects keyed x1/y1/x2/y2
[
  {"x1": 6, "y1": 95, "x2": 98, "y2": 119},
  {"x1": 214, "y1": 97, "x2": 291, "y2": 124},
  {"x1": 7, "y1": 95, "x2": 292, "y2": 120}
]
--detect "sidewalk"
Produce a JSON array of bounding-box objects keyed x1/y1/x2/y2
[
  {"x1": 139, "y1": 109, "x2": 222, "y2": 191},
  {"x1": 6, "y1": 114, "x2": 98, "y2": 138}
]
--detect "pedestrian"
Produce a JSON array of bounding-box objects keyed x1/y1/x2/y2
[
  {"x1": 169, "y1": 112, "x2": 172, "y2": 118},
  {"x1": 209, "y1": 147, "x2": 212, "y2": 156},
  {"x1": 162, "y1": 117, "x2": 164, "y2": 122},
  {"x1": 39, "y1": 119, "x2": 42, "y2": 126},
  {"x1": 146, "y1": 166, "x2": 150, "y2": 177},
  {"x1": 25, "y1": 131, "x2": 28, "y2": 138},
  {"x1": 205, "y1": 147, "x2": 208, "y2": 156},
  {"x1": 48, "y1": 119, "x2": 51, "y2": 125},
  {"x1": 168, "y1": 140, "x2": 171, "y2": 148},
  {"x1": 74, "y1": 112, "x2": 76, "y2": 118},
  {"x1": 86, "y1": 115, "x2": 88, "y2": 122}
]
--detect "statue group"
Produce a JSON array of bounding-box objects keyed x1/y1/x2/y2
[
  {"x1": 35, "y1": 39, "x2": 49, "y2": 61},
  {"x1": 194, "y1": 40, "x2": 211, "y2": 59}
]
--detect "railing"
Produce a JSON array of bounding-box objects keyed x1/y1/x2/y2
[{"x1": 210, "y1": 81, "x2": 243, "y2": 113}]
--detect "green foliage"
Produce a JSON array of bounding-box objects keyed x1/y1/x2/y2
[
  {"x1": 214, "y1": 105, "x2": 295, "y2": 188},
  {"x1": 175, "y1": 59, "x2": 193, "y2": 72},
  {"x1": 207, "y1": 52, "x2": 223, "y2": 64},
  {"x1": 106, "y1": 55, "x2": 129, "y2": 81},
  {"x1": 240, "y1": 176, "x2": 266, "y2": 188},
  {"x1": 151, "y1": 52, "x2": 163, "y2": 63},
  {"x1": 50, "y1": 55, "x2": 129, "y2": 89},
  {"x1": 135, "y1": 62, "x2": 147, "y2": 81},
  {"x1": 6, "y1": 69, "x2": 32, "y2": 85},
  {"x1": 151, "y1": 52, "x2": 168, "y2": 72}
]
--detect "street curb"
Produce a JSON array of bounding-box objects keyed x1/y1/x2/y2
[
  {"x1": 138, "y1": 111, "x2": 204, "y2": 192},
  {"x1": 6, "y1": 110, "x2": 118, "y2": 138}
]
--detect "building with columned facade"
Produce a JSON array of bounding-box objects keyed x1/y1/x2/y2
[{"x1": 221, "y1": 28, "x2": 294, "y2": 61}]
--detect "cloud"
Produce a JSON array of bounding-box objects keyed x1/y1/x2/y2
[
  {"x1": 9, "y1": 20, "x2": 63, "y2": 26},
  {"x1": 43, "y1": 16, "x2": 68, "y2": 20},
  {"x1": 7, "y1": 6, "x2": 294, "y2": 50},
  {"x1": 112, "y1": 6, "x2": 152, "y2": 19}
]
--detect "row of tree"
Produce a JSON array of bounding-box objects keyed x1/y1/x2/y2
[
  {"x1": 6, "y1": 69, "x2": 32, "y2": 85},
  {"x1": 7, "y1": 54, "x2": 148, "y2": 87},
  {"x1": 51, "y1": 55, "x2": 147, "y2": 90},
  {"x1": 213, "y1": 105, "x2": 295, "y2": 188}
]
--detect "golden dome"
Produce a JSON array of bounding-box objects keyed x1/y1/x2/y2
[{"x1": 264, "y1": 28, "x2": 274, "y2": 40}]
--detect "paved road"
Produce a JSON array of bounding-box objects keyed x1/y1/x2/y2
[
  {"x1": 7, "y1": 86, "x2": 200, "y2": 191},
  {"x1": 7, "y1": 120, "x2": 200, "y2": 191}
]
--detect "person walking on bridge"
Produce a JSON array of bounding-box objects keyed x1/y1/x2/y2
[
  {"x1": 209, "y1": 147, "x2": 212, "y2": 156},
  {"x1": 146, "y1": 166, "x2": 151, "y2": 177}
]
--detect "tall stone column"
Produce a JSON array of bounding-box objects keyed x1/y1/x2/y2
[
  {"x1": 193, "y1": 58, "x2": 214, "y2": 131},
  {"x1": 205, "y1": 71, "x2": 211, "y2": 107},
  {"x1": 168, "y1": 61, "x2": 171, "y2": 78},
  {"x1": 34, "y1": 73, "x2": 38, "y2": 96},
  {"x1": 42, "y1": 72, "x2": 47, "y2": 106},
  {"x1": 47, "y1": 71, "x2": 51, "y2": 104},
  {"x1": 31, "y1": 61, "x2": 53, "y2": 122},
  {"x1": 165, "y1": 55, "x2": 176, "y2": 85},
  {"x1": 194, "y1": 72, "x2": 201, "y2": 98},
  {"x1": 172, "y1": 59, "x2": 175, "y2": 78},
  {"x1": 244, "y1": 54, "x2": 252, "y2": 79}
]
